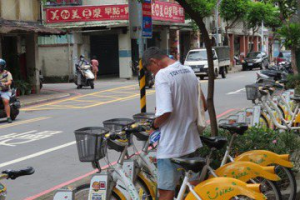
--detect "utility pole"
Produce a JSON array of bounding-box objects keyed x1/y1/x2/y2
[{"x1": 215, "y1": 0, "x2": 222, "y2": 46}]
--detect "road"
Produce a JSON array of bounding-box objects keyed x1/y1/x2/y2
[{"x1": 0, "y1": 70, "x2": 258, "y2": 199}]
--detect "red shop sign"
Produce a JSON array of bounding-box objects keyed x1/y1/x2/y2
[
  {"x1": 152, "y1": 1, "x2": 185, "y2": 23},
  {"x1": 45, "y1": 5, "x2": 129, "y2": 23},
  {"x1": 45, "y1": 1, "x2": 185, "y2": 24}
]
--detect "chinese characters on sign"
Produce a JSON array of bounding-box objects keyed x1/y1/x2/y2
[
  {"x1": 45, "y1": 1, "x2": 185, "y2": 24},
  {"x1": 142, "y1": 0, "x2": 152, "y2": 38},
  {"x1": 46, "y1": 5, "x2": 129, "y2": 23},
  {"x1": 152, "y1": 1, "x2": 185, "y2": 23}
]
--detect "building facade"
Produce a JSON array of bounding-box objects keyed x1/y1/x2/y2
[
  {"x1": 39, "y1": 0, "x2": 200, "y2": 80},
  {"x1": 0, "y1": 0, "x2": 62, "y2": 93}
]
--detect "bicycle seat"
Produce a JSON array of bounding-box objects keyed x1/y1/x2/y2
[
  {"x1": 2, "y1": 167, "x2": 35, "y2": 180},
  {"x1": 200, "y1": 136, "x2": 227, "y2": 150},
  {"x1": 291, "y1": 96, "x2": 300, "y2": 103},
  {"x1": 219, "y1": 123, "x2": 248, "y2": 135},
  {"x1": 171, "y1": 157, "x2": 206, "y2": 173}
]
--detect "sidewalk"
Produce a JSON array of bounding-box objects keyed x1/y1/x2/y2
[{"x1": 19, "y1": 89, "x2": 72, "y2": 107}]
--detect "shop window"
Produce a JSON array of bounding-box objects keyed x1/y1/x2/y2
[{"x1": 45, "y1": 0, "x2": 82, "y2": 6}]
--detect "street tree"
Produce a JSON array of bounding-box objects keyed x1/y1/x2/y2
[
  {"x1": 176, "y1": 0, "x2": 219, "y2": 136},
  {"x1": 245, "y1": 2, "x2": 279, "y2": 51},
  {"x1": 277, "y1": 23, "x2": 300, "y2": 74},
  {"x1": 220, "y1": 0, "x2": 250, "y2": 45}
]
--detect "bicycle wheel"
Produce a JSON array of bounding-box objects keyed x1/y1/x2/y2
[
  {"x1": 135, "y1": 177, "x2": 153, "y2": 200},
  {"x1": 74, "y1": 183, "x2": 124, "y2": 200},
  {"x1": 259, "y1": 114, "x2": 269, "y2": 129},
  {"x1": 252, "y1": 178, "x2": 282, "y2": 200},
  {"x1": 274, "y1": 166, "x2": 297, "y2": 200}
]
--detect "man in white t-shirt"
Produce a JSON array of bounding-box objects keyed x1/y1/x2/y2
[{"x1": 142, "y1": 47, "x2": 206, "y2": 200}]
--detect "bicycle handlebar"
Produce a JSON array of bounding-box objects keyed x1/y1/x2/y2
[{"x1": 2, "y1": 167, "x2": 35, "y2": 180}]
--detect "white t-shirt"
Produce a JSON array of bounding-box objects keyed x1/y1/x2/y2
[{"x1": 155, "y1": 61, "x2": 203, "y2": 159}]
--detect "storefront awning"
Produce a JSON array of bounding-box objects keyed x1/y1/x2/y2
[{"x1": 0, "y1": 19, "x2": 65, "y2": 35}]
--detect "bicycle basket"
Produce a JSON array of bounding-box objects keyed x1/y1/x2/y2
[
  {"x1": 103, "y1": 118, "x2": 135, "y2": 133},
  {"x1": 245, "y1": 84, "x2": 259, "y2": 100},
  {"x1": 74, "y1": 127, "x2": 109, "y2": 162},
  {"x1": 133, "y1": 112, "x2": 156, "y2": 122}
]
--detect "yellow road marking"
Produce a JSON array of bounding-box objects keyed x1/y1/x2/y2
[
  {"x1": 72, "y1": 99, "x2": 99, "y2": 103},
  {"x1": 22, "y1": 84, "x2": 136, "y2": 110},
  {"x1": 0, "y1": 117, "x2": 50, "y2": 129}
]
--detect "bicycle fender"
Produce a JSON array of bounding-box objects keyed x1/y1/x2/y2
[
  {"x1": 113, "y1": 187, "x2": 126, "y2": 200},
  {"x1": 294, "y1": 113, "x2": 300, "y2": 123},
  {"x1": 185, "y1": 177, "x2": 266, "y2": 200},
  {"x1": 210, "y1": 161, "x2": 280, "y2": 182},
  {"x1": 138, "y1": 172, "x2": 157, "y2": 199},
  {"x1": 234, "y1": 150, "x2": 293, "y2": 168}
]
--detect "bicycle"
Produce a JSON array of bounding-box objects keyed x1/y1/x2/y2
[
  {"x1": 0, "y1": 167, "x2": 35, "y2": 199},
  {"x1": 216, "y1": 122, "x2": 297, "y2": 200}
]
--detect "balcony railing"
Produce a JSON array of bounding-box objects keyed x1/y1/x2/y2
[{"x1": 45, "y1": 0, "x2": 82, "y2": 6}]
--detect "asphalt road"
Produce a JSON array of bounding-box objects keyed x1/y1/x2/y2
[{"x1": 0, "y1": 70, "x2": 258, "y2": 200}]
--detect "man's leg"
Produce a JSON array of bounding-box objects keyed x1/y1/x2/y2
[
  {"x1": 2, "y1": 97, "x2": 11, "y2": 123},
  {"x1": 157, "y1": 159, "x2": 181, "y2": 200}
]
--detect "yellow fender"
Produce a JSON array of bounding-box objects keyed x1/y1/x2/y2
[
  {"x1": 234, "y1": 150, "x2": 293, "y2": 168},
  {"x1": 294, "y1": 113, "x2": 300, "y2": 123},
  {"x1": 211, "y1": 161, "x2": 280, "y2": 182},
  {"x1": 138, "y1": 172, "x2": 157, "y2": 199},
  {"x1": 113, "y1": 187, "x2": 126, "y2": 200},
  {"x1": 185, "y1": 177, "x2": 266, "y2": 200}
]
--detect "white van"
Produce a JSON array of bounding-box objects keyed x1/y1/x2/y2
[{"x1": 184, "y1": 47, "x2": 230, "y2": 80}]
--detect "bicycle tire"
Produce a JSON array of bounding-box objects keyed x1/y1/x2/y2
[
  {"x1": 251, "y1": 178, "x2": 282, "y2": 200},
  {"x1": 259, "y1": 113, "x2": 270, "y2": 129},
  {"x1": 274, "y1": 166, "x2": 297, "y2": 200},
  {"x1": 74, "y1": 183, "x2": 124, "y2": 200}
]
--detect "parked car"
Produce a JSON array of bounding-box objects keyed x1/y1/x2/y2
[
  {"x1": 242, "y1": 51, "x2": 269, "y2": 70},
  {"x1": 276, "y1": 50, "x2": 291, "y2": 64},
  {"x1": 184, "y1": 46, "x2": 230, "y2": 80}
]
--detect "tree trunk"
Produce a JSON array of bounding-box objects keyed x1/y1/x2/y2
[
  {"x1": 176, "y1": 0, "x2": 218, "y2": 136},
  {"x1": 291, "y1": 48, "x2": 298, "y2": 74}
]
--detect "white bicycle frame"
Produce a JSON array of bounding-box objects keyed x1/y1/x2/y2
[{"x1": 53, "y1": 146, "x2": 140, "y2": 200}]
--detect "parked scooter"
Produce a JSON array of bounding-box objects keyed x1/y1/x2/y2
[
  {"x1": 74, "y1": 56, "x2": 95, "y2": 89},
  {"x1": 133, "y1": 60, "x2": 154, "y2": 89}
]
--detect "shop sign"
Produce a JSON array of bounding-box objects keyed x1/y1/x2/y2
[
  {"x1": 142, "y1": 0, "x2": 152, "y2": 38},
  {"x1": 152, "y1": 1, "x2": 185, "y2": 23},
  {"x1": 45, "y1": 1, "x2": 185, "y2": 24},
  {"x1": 45, "y1": 5, "x2": 129, "y2": 23}
]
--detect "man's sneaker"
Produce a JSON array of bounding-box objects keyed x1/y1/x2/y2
[{"x1": 7, "y1": 118, "x2": 12, "y2": 123}]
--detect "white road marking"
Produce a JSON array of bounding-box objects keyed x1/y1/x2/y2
[
  {"x1": 0, "y1": 130, "x2": 63, "y2": 146},
  {"x1": 0, "y1": 141, "x2": 76, "y2": 168},
  {"x1": 227, "y1": 88, "x2": 246, "y2": 95}
]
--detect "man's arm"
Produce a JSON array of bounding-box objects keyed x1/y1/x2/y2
[
  {"x1": 153, "y1": 112, "x2": 171, "y2": 129},
  {"x1": 201, "y1": 89, "x2": 207, "y2": 111}
]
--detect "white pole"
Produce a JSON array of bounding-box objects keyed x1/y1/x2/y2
[{"x1": 261, "y1": 20, "x2": 264, "y2": 51}]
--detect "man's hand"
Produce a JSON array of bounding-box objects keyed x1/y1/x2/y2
[{"x1": 153, "y1": 112, "x2": 171, "y2": 129}]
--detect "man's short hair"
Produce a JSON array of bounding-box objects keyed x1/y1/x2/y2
[{"x1": 142, "y1": 47, "x2": 167, "y2": 70}]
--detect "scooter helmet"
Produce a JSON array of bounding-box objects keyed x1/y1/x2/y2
[
  {"x1": 80, "y1": 55, "x2": 85, "y2": 61},
  {"x1": 0, "y1": 59, "x2": 6, "y2": 72}
]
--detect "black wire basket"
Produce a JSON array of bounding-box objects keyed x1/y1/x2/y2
[
  {"x1": 103, "y1": 118, "x2": 135, "y2": 133},
  {"x1": 133, "y1": 113, "x2": 156, "y2": 122},
  {"x1": 74, "y1": 127, "x2": 109, "y2": 162},
  {"x1": 245, "y1": 84, "x2": 260, "y2": 100}
]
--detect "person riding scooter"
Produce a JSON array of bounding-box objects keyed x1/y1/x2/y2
[
  {"x1": 75, "y1": 55, "x2": 95, "y2": 89},
  {"x1": 0, "y1": 59, "x2": 13, "y2": 123}
]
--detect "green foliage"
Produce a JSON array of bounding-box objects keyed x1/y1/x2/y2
[
  {"x1": 277, "y1": 23, "x2": 300, "y2": 50},
  {"x1": 220, "y1": 0, "x2": 249, "y2": 23},
  {"x1": 246, "y1": 2, "x2": 280, "y2": 30},
  {"x1": 186, "y1": 0, "x2": 217, "y2": 18},
  {"x1": 266, "y1": 0, "x2": 297, "y2": 20},
  {"x1": 285, "y1": 74, "x2": 300, "y2": 89},
  {"x1": 199, "y1": 126, "x2": 300, "y2": 169}
]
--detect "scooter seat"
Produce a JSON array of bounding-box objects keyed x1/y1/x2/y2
[
  {"x1": 219, "y1": 123, "x2": 248, "y2": 135},
  {"x1": 171, "y1": 157, "x2": 206, "y2": 173},
  {"x1": 200, "y1": 136, "x2": 227, "y2": 150}
]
